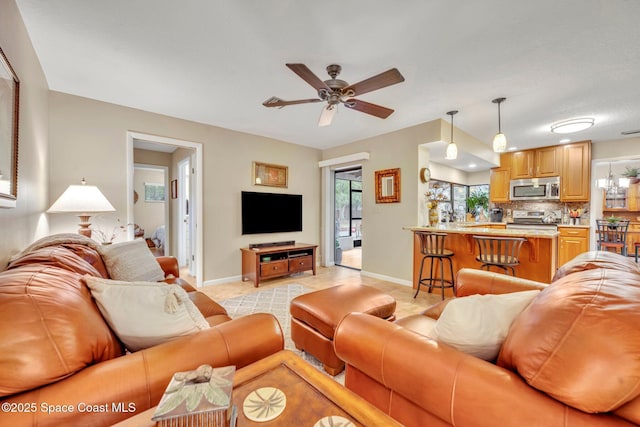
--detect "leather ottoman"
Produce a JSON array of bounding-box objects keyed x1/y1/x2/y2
[{"x1": 290, "y1": 284, "x2": 396, "y2": 375}]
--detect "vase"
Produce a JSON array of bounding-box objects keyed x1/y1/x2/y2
[{"x1": 429, "y1": 207, "x2": 439, "y2": 226}]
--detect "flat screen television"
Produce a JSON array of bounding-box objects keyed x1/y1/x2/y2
[{"x1": 241, "y1": 191, "x2": 303, "y2": 235}]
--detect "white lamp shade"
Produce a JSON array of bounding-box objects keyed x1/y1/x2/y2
[
  {"x1": 493, "y1": 132, "x2": 507, "y2": 153},
  {"x1": 47, "y1": 184, "x2": 115, "y2": 213},
  {"x1": 618, "y1": 177, "x2": 630, "y2": 188},
  {"x1": 445, "y1": 142, "x2": 458, "y2": 160}
]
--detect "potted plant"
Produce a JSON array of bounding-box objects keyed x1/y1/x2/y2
[
  {"x1": 467, "y1": 190, "x2": 489, "y2": 220},
  {"x1": 622, "y1": 166, "x2": 640, "y2": 184},
  {"x1": 335, "y1": 239, "x2": 343, "y2": 264}
]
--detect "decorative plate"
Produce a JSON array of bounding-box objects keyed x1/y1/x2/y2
[
  {"x1": 314, "y1": 415, "x2": 356, "y2": 427},
  {"x1": 242, "y1": 387, "x2": 286, "y2": 422}
]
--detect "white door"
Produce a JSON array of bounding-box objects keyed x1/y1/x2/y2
[{"x1": 178, "y1": 158, "x2": 191, "y2": 270}]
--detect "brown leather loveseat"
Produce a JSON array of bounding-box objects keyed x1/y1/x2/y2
[
  {"x1": 0, "y1": 234, "x2": 284, "y2": 426},
  {"x1": 334, "y1": 251, "x2": 640, "y2": 426}
]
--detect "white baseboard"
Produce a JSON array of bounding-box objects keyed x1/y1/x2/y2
[
  {"x1": 203, "y1": 275, "x2": 243, "y2": 287},
  {"x1": 360, "y1": 270, "x2": 412, "y2": 287}
]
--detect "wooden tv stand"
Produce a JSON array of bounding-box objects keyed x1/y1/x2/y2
[{"x1": 241, "y1": 243, "x2": 317, "y2": 287}]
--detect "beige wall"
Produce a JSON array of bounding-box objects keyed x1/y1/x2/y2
[
  {"x1": 321, "y1": 120, "x2": 441, "y2": 283},
  {"x1": 48, "y1": 92, "x2": 321, "y2": 283},
  {"x1": 0, "y1": 0, "x2": 50, "y2": 268},
  {"x1": 321, "y1": 120, "x2": 493, "y2": 283}
]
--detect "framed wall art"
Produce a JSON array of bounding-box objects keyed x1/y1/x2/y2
[
  {"x1": 144, "y1": 183, "x2": 165, "y2": 202},
  {"x1": 375, "y1": 168, "x2": 401, "y2": 203},
  {"x1": 0, "y1": 46, "x2": 20, "y2": 208},
  {"x1": 253, "y1": 161, "x2": 288, "y2": 188}
]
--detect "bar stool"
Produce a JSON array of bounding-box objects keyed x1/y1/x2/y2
[
  {"x1": 596, "y1": 219, "x2": 630, "y2": 256},
  {"x1": 413, "y1": 232, "x2": 455, "y2": 300},
  {"x1": 634, "y1": 241, "x2": 640, "y2": 263},
  {"x1": 473, "y1": 236, "x2": 526, "y2": 276}
]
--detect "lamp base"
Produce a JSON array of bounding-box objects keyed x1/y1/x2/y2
[{"x1": 77, "y1": 214, "x2": 92, "y2": 238}]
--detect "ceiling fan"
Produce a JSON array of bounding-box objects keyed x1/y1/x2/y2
[{"x1": 263, "y1": 63, "x2": 405, "y2": 126}]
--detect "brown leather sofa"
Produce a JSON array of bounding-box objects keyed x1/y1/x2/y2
[
  {"x1": 0, "y1": 235, "x2": 284, "y2": 426},
  {"x1": 334, "y1": 251, "x2": 640, "y2": 427}
]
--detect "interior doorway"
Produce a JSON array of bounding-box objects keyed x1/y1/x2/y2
[
  {"x1": 133, "y1": 164, "x2": 169, "y2": 256},
  {"x1": 126, "y1": 132, "x2": 204, "y2": 287},
  {"x1": 334, "y1": 167, "x2": 362, "y2": 270}
]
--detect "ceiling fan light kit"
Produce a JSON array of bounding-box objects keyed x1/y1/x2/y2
[
  {"x1": 550, "y1": 117, "x2": 595, "y2": 134},
  {"x1": 263, "y1": 63, "x2": 405, "y2": 126},
  {"x1": 492, "y1": 97, "x2": 507, "y2": 153},
  {"x1": 445, "y1": 110, "x2": 459, "y2": 160}
]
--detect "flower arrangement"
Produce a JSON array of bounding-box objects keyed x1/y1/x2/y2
[
  {"x1": 425, "y1": 186, "x2": 447, "y2": 209},
  {"x1": 91, "y1": 218, "x2": 127, "y2": 244},
  {"x1": 569, "y1": 208, "x2": 583, "y2": 219}
]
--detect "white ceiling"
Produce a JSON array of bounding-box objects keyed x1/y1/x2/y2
[{"x1": 14, "y1": 0, "x2": 640, "y2": 171}]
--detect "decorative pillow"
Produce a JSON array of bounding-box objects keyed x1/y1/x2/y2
[
  {"x1": 84, "y1": 276, "x2": 210, "y2": 351},
  {"x1": 498, "y1": 268, "x2": 640, "y2": 413},
  {"x1": 98, "y1": 239, "x2": 165, "y2": 282},
  {"x1": 426, "y1": 290, "x2": 540, "y2": 361}
]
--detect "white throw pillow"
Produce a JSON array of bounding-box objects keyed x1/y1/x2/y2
[
  {"x1": 99, "y1": 239, "x2": 165, "y2": 282},
  {"x1": 84, "y1": 276, "x2": 210, "y2": 351},
  {"x1": 427, "y1": 290, "x2": 540, "y2": 361}
]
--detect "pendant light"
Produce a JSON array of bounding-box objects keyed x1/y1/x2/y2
[
  {"x1": 492, "y1": 97, "x2": 507, "y2": 153},
  {"x1": 445, "y1": 110, "x2": 458, "y2": 160}
]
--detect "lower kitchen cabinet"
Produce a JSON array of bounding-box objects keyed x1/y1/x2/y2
[{"x1": 558, "y1": 226, "x2": 590, "y2": 267}]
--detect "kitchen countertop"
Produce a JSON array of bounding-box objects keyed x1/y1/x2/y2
[{"x1": 404, "y1": 224, "x2": 558, "y2": 239}]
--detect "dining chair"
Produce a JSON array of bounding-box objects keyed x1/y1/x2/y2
[{"x1": 595, "y1": 219, "x2": 630, "y2": 256}]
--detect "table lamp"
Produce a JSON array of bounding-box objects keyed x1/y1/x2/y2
[{"x1": 47, "y1": 178, "x2": 116, "y2": 237}]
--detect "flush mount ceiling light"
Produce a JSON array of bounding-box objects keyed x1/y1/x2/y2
[
  {"x1": 492, "y1": 97, "x2": 507, "y2": 153},
  {"x1": 550, "y1": 117, "x2": 595, "y2": 134},
  {"x1": 445, "y1": 110, "x2": 458, "y2": 160}
]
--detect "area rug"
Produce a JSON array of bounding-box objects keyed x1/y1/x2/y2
[{"x1": 219, "y1": 284, "x2": 345, "y2": 384}]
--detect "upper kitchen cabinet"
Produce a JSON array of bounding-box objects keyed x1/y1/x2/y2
[
  {"x1": 510, "y1": 150, "x2": 534, "y2": 179},
  {"x1": 535, "y1": 146, "x2": 562, "y2": 177},
  {"x1": 490, "y1": 167, "x2": 511, "y2": 203},
  {"x1": 489, "y1": 153, "x2": 511, "y2": 203},
  {"x1": 560, "y1": 141, "x2": 591, "y2": 202},
  {"x1": 510, "y1": 146, "x2": 562, "y2": 179}
]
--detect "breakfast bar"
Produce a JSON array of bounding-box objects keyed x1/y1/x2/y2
[{"x1": 406, "y1": 224, "x2": 559, "y2": 297}]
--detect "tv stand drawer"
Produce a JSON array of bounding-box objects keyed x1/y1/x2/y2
[
  {"x1": 289, "y1": 255, "x2": 313, "y2": 273},
  {"x1": 260, "y1": 260, "x2": 288, "y2": 277}
]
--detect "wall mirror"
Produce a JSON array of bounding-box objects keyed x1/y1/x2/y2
[
  {"x1": 375, "y1": 168, "x2": 401, "y2": 203},
  {"x1": 0, "y1": 46, "x2": 19, "y2": 208}
]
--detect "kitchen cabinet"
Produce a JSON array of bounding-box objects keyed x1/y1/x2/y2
[
  {"x1": 560, "y1": 141, "x2": 591, "y2": 202},
  {"x1": 558, "y1": 226, "x2": 589, "y2": 267},
  {"x1": 628, "y1": 183, "x2": 640, "y2": 211},
  {"x1": 510, "y1": 150, "x2": 534, "y2": 179},
  {"x1": 602, "y1": 183, "x2": 640, "y2": 211},
  {"x1": 626, "y1": 222, "x2": 640, "y2": 257},
  {"x1": 535, "y1": 146, "x2": 562, "y2": 177},
  {"x1": 489, "y1": 166, "x2": 510, "y2": 203},
  {"x1": 510, "y1": 146, "x2": 562, "y2": 179}
]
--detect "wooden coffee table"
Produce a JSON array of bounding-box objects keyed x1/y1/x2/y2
[{"x1": 113, "y1": 350, "x2": 401, "y2": 426}]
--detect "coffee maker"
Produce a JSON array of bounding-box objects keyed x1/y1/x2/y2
[{"x1": 490, "y1": 207, "x2": 503, "y2": 222}]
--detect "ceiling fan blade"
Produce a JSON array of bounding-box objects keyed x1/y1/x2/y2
[
  {"x1": 344, "y1": 99, "x2": 394, "y2": 119},
  {"x1": 343, "y1": 68, "x2": 405, "y2": 97},
  {"x1": 318, "y1": 104, "x2": 337, "y2": 127},
  {"x1": 286, "y1": 63, "x2": 331, "y2": 92},
  {"x1": 262, "y1": 96, "x2": 323, "y2": 108}
]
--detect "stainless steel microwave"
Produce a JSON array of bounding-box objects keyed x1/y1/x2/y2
[{"x1": 509, "y1": 176, "x2": 560, "y2": 201}]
